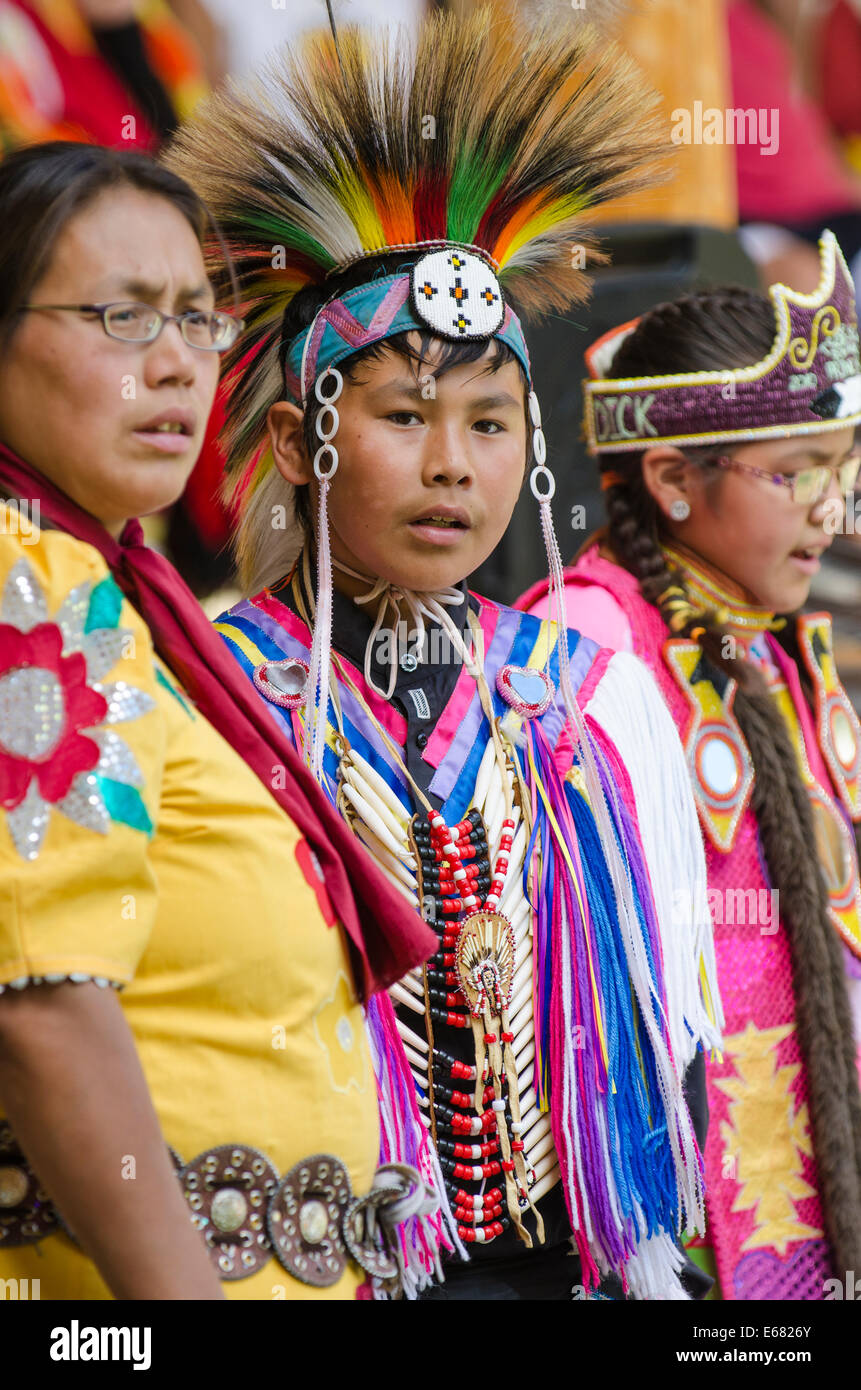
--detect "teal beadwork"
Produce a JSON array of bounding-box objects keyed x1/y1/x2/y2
[
  {"x1": 84, "y1": 576, "x2": 124, "y2": 633},
  {"x1": 96, "y1": 776, "x2": 154, "y2": 835}
]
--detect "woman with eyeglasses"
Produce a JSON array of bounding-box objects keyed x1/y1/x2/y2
[
  {"x1": 0, "y1": 141, "x2": 435, "y2": 1300},
  {"x1": 518, "y1": 233, "x2": 861, "y2": 1301}
]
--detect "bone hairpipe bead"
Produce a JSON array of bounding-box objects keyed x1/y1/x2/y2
[
  {"x1": 351, "y1": 819, "x2": 416, "y2": 885},
  {"x1": 395, "y1": 1011, "x2": 428, "y2": 1045},
  {"x1": 344, "y1": 747, "x2": 412, "y2": 822},
  {"x1": 342, "y1": 783, "x2": 408, "y2": 861},
  {"x1": 484, "y1": 801, "x2": 503, "y2": 855},
  {"x1": 399, "y1": 970, "x2": 424, "y2": 998},
  {"x1": 532, "y1": 1152, "x2": 561, "y2": 1187},
  {"x1": 473, "y1": 739, "x2": 496, "y2": 812},
  {"x1": 523, "y1": 1116, "x2": 553, "y2": 1154},
  {"x1": 393, "y1": 1014, "x2": 428, "y2": 1052},
  {"x1": 529, "y1": 1162, "x2": 562, "y2": 1205},
  {"x1": 507, "y1": 977, "x2": 532, "y2": 1023},
  {"x1": 351, "y1": 832, "x2": 418, "y2": 905},
  {"x1": 349, "y1": 802, "x2": 409, "y2": 859},
  {"x1": 511, "y1": 1015, "x2": 535, "y2": 1056},
  {"x1": 509, "y1": 999, "x2": 532, "y2": 1041},
  {"x1": 343, "y1": 766, "x2": 411, "y2": 851},
  {"x1": 506, "y1": 895, "x2": 532, "y2": 933},
  {"x1": 525, "y1": 1128, "x2": 559, "y2": 1173},
  {"x1": 389, "y1": 981, "x2": 425, "y2": 1015},
  {"x1": 511, "y1": 956, "x2": 532, "y2": 1002},
  {"x1": 513, "y1": 1035, "x2": 535, "y2": 1069},
  {"x1": 342, "y1": 761, "x2": 410, "y2": 847},
  {"x1": 518, "y1": 1095, "x2": 541, "y2": 1131},
  {"x1": 403, "y1": 1043, "x2": 429, "y2": 1073},
  {"x1": 515, "y1": 1063, "x2": 535, "y2": 1099}
]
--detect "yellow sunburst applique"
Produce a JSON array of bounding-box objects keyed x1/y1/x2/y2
[
  {"x1": 717, "y1": 1021, "x2": 823, "y2": 1255},
  {"x1": 313, "y1": 971, "x2": 370, "y2": 1095}
]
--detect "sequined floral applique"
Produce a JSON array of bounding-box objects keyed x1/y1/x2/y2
[{"x1": 0, "y1": 559, "x2": 156, "y2": 860}]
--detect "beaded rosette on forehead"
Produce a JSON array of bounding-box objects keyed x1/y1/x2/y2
[
  {"x1": 583, "y1": 231, "x2": 861, "y2": 454},
  {"x1": 288, "y1": 253, "x2": 533, "y2": 407}
]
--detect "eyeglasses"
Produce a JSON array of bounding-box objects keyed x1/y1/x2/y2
[
  {"x1": 19, "y1": 301, "x2": 244, "y2": 352},
  {"x1": 715, "y1": 452, "x2": 861, "y2": 505}
]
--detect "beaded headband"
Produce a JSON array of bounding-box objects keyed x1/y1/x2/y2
[
  {"x1": 286, "y1": 251, "x2": 533, "y2": 407},
  {"x1": 582, "y1": 231, "x2": 861, "y2": 455}
]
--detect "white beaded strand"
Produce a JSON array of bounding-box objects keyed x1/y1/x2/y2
[{"x1": 306, "y1": 365, "x2": 343, "y2": 784}]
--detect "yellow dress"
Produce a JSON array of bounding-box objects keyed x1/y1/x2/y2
[{"x1": 0, "y1": 509, "x2": 378, "y2": 1299}]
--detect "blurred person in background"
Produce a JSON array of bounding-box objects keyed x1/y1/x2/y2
[
  {"x1": 728, "y1": 0, "x2": 861, "y2": 304},
  {"x1": 819, "y1": 0, "x2": 861, "y2": 167},
  {"x1": 0, "y1": 0, "x2": 207, "y2": 152},
  {"x1": 200, "y1": 0, "x2": 427, "y2": 82}
]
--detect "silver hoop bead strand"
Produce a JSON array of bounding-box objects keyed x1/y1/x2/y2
[
  {"x1": 312, "y1": 367, "x2": 344, "y2": 481},
  {"x1": 315, "y1": 365, "x2": 343, "y2": 405},
  {"x1": 314, "y1": 443, "x2": 339, "y2": 481},
  {"x1": 530, "y1": 465, "x2": 555, "y2": 502},
  {"x1": 528, "y1": 390, "x2": 549, "y2": 471}
]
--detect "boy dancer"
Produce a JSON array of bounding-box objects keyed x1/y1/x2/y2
[{"x1": 170, "y1": 5, "x2": 722, "y2": 1298}]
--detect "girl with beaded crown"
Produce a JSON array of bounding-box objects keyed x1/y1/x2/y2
[
  {"x1": 168, "y1": 3, "x2": 724, "y2": 1299},
  {"x1": 520, "y1": 237, "x2": 861, "y2": 1300}
]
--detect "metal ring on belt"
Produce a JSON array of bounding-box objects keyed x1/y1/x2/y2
[{"x1": 0, "y1": 1124, "x2": 437, "y2": 1291}]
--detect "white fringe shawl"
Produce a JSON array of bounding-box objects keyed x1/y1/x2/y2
[
  {"x1": 582, "y1": 651, "x2": 724, "y2": 1068},
  {"x1": 581, "y1": 651, "x2": 724, "y2": 1300}
]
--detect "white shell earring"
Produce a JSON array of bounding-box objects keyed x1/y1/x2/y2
[{"x1": 670, "y1": 498, "x2": 691, "y2": 521}]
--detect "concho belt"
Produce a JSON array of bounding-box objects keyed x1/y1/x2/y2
[{"x1": 0, "y1": 1122, "x2": 435, "y2": 1291}]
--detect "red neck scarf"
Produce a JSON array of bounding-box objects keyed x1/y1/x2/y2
[{"x1": 0, "y1": 443, "x2": 434, "y2": 997}]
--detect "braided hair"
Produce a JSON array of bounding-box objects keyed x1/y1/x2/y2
[{"x1": 600, "y1": 287, "x2": 861, "y2": 1277}]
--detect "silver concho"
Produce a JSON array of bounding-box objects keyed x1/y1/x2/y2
[
  {"x1": 267, "y1": 1154, "x2": 352, "y2": 1288},
  {"x1": 181, "y1": 1144, "x2": 278, "y2": 1280},
  {"x1": 342, "y1": 1189, "x2": 401, "y2": 1283},
  {"x1": 0, "y1": 1120, "x2": 60, "y2": 1247}
]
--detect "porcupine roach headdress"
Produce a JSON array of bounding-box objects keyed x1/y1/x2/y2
[
  {"x1": 166, "y1": 1, "x2": 665, "y2": 773},
  {"x1": 167, "y1": 6, "x2": 717, "y2": 1298}
]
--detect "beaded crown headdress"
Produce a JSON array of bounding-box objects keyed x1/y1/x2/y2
[{"x1": 582, "y1": 230, "x2": 861, "y2": 454}]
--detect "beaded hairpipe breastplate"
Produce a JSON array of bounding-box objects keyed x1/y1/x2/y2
[{"x1": 583, "y1": 231, "x2": 861, "y2": 453}]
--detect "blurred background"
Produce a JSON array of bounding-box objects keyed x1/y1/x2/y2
[{"x1": 3, "y1": 0, "x2": 861, "y2": 699}]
